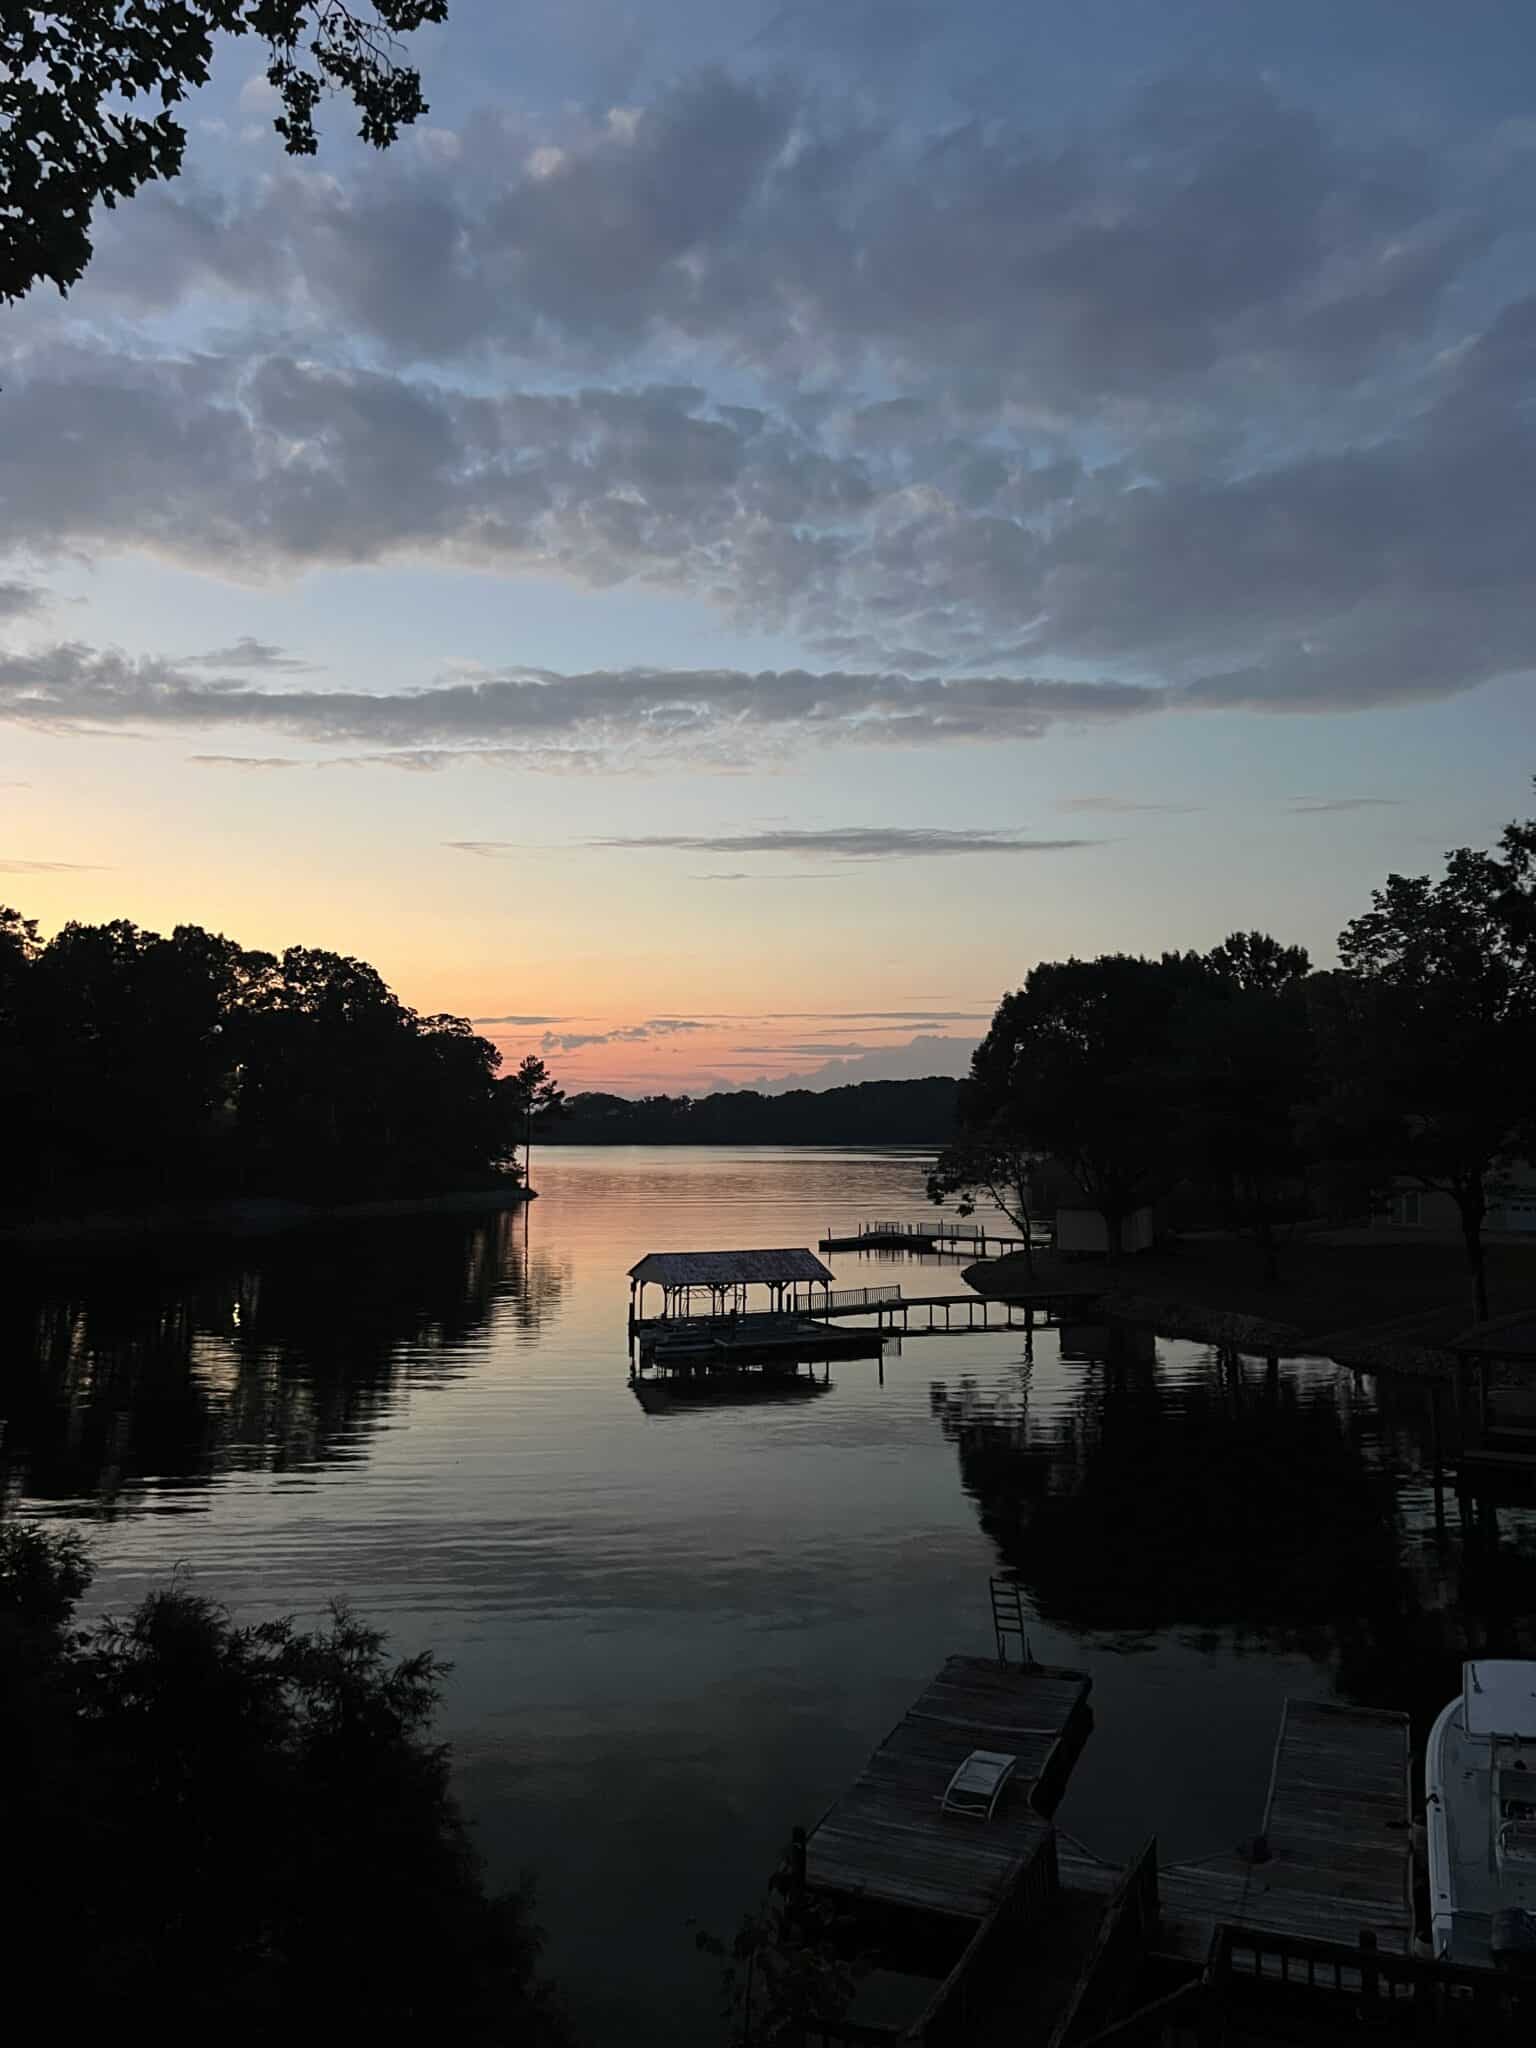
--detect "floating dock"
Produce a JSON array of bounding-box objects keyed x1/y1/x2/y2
[
  {"x1": 773, "y1": 1652, "x2": 1523, "y2": 2044},
  {"x1": 804, "y1": 1656, "x2": 1092, "y2": 1922}
]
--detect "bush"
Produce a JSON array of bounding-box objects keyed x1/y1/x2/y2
[{"x1": 0, "y1": 1528, "x2": 565, "y2": 2046}]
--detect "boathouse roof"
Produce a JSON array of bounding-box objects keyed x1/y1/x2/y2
[{"x1": 628, "y1": 1248, "x2": 833, "y2": 1287}]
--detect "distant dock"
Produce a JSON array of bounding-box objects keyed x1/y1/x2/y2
[
  {"x1": 626, "y1": 1246, "x2": 1057, "y2": 1378},
  {"x1": 820, "y1": 1218, "x2": 1041, "y2": 1259}
]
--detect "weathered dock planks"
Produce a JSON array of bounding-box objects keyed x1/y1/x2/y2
[
  {"x1": 805, "y1": 1656, "x2": 1092, "y2": 1923},
  {"x1": 1059, "y1": 1696, "x2": 1413, "y2": 1964}
]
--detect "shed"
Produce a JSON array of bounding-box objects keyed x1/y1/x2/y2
[{"x1": 628, "y1": 1247, "x2": 834, "y2": 1320}]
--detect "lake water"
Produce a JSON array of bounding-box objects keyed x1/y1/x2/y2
[{"x1": 5, "y1": 1145, "x2": 1535, "y2": 2042}]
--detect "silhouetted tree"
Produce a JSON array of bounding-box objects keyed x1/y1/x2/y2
[
  {"x1": 954, "y1": 953, "x2": 1209, "y2": 1253},
  {"x1": 1173, "y1": 933, "x2": 1315, "y2": 1281},
  {"x1": 0, "y1": 1526, "x2": 567, "y2": 2046},
  {"x1": 2, "y1": 1, "x2": 449, "y2": 302},
  {"x1": 926, "y1": 1131, "x2": 1038, "y2": 1276},
  {"x1": 502, "y1": 1054, "x2": 564, "y2": 1185},
  {"x1": 1319, "y1": 798, "x2": 1536, "y2": 1320},
  {"x1": 0, "y1": 911, "x2": 516, "y2": 1211}
]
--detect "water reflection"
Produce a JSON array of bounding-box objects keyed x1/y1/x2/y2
[
  {"x1": 5, "y1": 1147, "x2": 1536, "y2": 2048},
  {"x1": 0, "y1": 1209, "x2": 567, "y2": 1513},
  {"x1": 936, "y1": 1323, "x2": 1536, "y2": 1721},
  {"x1": 631, "y1": 1369, "x2": 834, "y2": 1416}
]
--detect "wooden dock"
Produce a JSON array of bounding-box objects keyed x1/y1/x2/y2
[
  {"x1": 804, "y1": 1656, "x2": 1092, "y2": 1923},
  {"x1": 820, "y1": 1219, "x2": 1037, "y2": 1259},
  {"x1": 779, "y1": 1668, "x2": 1530, "y2": 2045},
  {"x1": 634, "y1": 1292, "x2": 1048, "y2": 1354},
  {"x1": 1059, "y1": 1696, "x2": 1413, "y2": 1964},
  {"x1": 808, "y1": 1292, "x2": 1045, "y2": 1337}
]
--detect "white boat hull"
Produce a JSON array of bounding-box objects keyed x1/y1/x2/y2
[{"x1": 1425, "y1": 1661, "x2": 1536, "y2": 1970}]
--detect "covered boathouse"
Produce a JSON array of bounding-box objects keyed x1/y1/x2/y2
[
  {"x1": 626, "y1": 1247, "x2": 885, "y2": 1374},
  {"x1": 628, "y1": 1246, "x2": 836, "y2": 1323}
]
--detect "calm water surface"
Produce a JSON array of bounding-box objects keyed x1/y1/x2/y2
[{"x1": 5, "y1": 1147, "x2": 1536, "y2": 2042}]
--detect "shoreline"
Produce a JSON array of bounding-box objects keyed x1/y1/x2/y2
[
  {"x1": 2, "y1": 1181, "x2": 534, "y2": 1250},
  {"x1": 964, "y1": 1234, "x2": 1536, "y2": 1372}
]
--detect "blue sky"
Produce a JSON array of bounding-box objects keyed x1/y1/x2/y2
[{"x1": 1, "y1": 0, "x2": 1532, "y2": 1091}]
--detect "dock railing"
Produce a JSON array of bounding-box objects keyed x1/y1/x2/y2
[
  {"x1": 794, "y1": 1284, "x2": 904, "y2": 1316},
  {"x1": 862, "y1": 1219, "x2": 987, "y2": 1243},
  {"x1": 909, "y1": 1827, "x2": 1061, "y2": 2048},
  {"x1": 1046, "y1": 1836, "x2": 1158, "y2": 2048},
  {"x1": 1207, "y1": 1920, "x2": 1536, "y2": 2034}
]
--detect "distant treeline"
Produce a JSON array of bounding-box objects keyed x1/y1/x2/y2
[
  {"x1": 0, "y1": 910, "x2": 529, "y2": 1213},
  {"x1": 549, "y1": 1075, "x2": 960, "y2": 1145}
]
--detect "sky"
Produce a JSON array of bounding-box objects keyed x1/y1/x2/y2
[{"x1": 2, "y1": 0, "x2": 1533, "y2": 1094}]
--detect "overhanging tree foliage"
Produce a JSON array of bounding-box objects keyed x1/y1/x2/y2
[
  {"x1": 0, "y1": 1523, "x2": 567, "y2": 2043},
  {"x1": 926, "y1": 1127, "x2": 1039, "y2": 1274},
  {"x1": 2, "y1": 1, "x2": 448, "y2": 303}
]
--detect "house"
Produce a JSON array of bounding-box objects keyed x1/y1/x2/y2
[
  {"x1": 1378, "y1": 1161, "x2": 1536, "y2": 1235},
  {"x1": 1056, "y1": 1204, "x2": 1156, "y2": 1256}
]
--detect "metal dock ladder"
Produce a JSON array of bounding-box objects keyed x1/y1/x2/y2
[{"x1": 990, "y1": 1577, "x2": 1033, "y2": 1666}]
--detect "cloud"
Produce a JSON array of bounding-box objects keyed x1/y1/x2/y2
[
  {"x1": 0, "y1": 580, "x2": 46, "y2": 620},
  {"x1": 0, "y1": 652, "x2": 1154, "y2": 755},
  {"x1": 0, "y1": 856, "x2": 106, "y2": 872},
  {"x1": 691, "y1": 869, "x2": 844, "y2": 881},
  {"x1": 3, "y1": 79, "x2": 1532, "y2": 727},
  {"x1": 1285, "y1": 796, "x2": 1404, "y2": 813},
  {"x1": 539, "y1": 1018, "x2": 708, "y2": 1050},
  {"x1": 181, "y1": 637, "x2": 317, "y2": 672},
  {"x1": 188, "y1": 753, "x2": 306, "y2": 769},
  {"x1": 1056, "y1": 795, "x2": 1203, "y2": 814},
  {"x1": 4, "y1": 298, "x2": 1532, "y2": 722},
  {"x1": 736, "y1": 1033, "x2": 976, "y2": 1091},
  {"x1": 735, "y1": 1039, "x2": 964, "y2": 1055},
  {"x1": 594, "y1": 827, "x2": 1100, "y2": 858},
  {"x1": 74, "y1": 71, "x2": 1488, "y2": 406},
  {"x1": 470, "y1": 1013, "x2": 569, "y2": 1026},
  {"x1": 753, "y1": 1009, "x2": 988, "y2": 1021}
]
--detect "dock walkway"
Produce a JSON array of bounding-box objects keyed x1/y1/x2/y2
[
  {"x1": 808, "y1": 1292, "x2": 1044, "y2": 1336},
  {"x1": 1058, "y1": 1696, "x2": 1413, "y2": 1963}
]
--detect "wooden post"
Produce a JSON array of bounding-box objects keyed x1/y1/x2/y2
[{"x1": 1359, "y1": 1929, "x2": 1378, "y2": 2002}]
